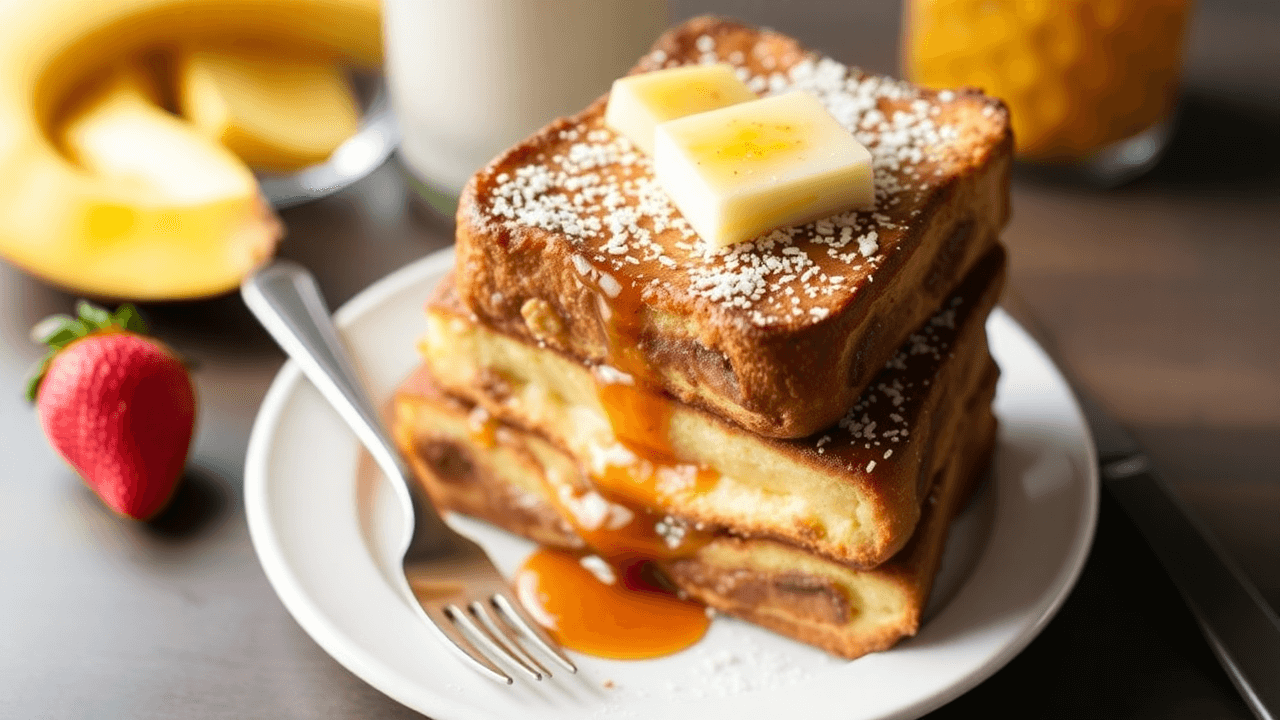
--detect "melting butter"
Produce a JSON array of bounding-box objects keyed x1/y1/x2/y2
[
  {"x1": 653, "y1": 91, "x2": 874, "y2": 248},
  {"x1": 604, "y1": 63, "x2": 756, "y2": 155}
]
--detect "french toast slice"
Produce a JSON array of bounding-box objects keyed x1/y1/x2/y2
[
  {"x1": 454, "y1": 16, "x2": 1012, "y2": 439},
  {"x1": 392, "y1": 363, "x2": 997, "y2": 660},
  {"x1": 416, "y1": 246, "x2": 1005, "y2": 569}
]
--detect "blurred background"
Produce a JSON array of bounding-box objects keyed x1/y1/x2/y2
[{"x1": 1, "y1": 0, "x2": 1277, "y2": 717}]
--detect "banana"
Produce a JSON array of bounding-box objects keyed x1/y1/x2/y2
[
  {"x1": 58, "y1": 65, "x2": 282, "y2": 299},
  {"x1": 178, "y1": 46, "x2": 361, "y2": 173},
  {"x1": 0, "y1": 0, "x2": 380, "y2": 300}
]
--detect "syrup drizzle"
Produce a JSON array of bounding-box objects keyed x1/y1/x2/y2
[
  {"x1": 523, "y1": 276, "x2": 720, "y2": 659},
  {"x1": 590, "y1": 272, "x2": 678, "y2": 460},
  {"x1": 465, "y1": 407, "x2": 499, "y2": 449}
]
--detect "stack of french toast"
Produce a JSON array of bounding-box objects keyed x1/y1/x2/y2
[{"x1": 392, "y1": 16, "x2": 1013, "y2": 660}]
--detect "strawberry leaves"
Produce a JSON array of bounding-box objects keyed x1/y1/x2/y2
[{"x1": 25, "y1": 301, "x2": 148, "y2": 401}]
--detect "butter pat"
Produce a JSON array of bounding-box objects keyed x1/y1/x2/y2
[
  {"x1": 605, "y1": 64, "x2": 757, "y2": 154},
  {"x1": 654, "y1": 92, "x2": 874, "y2": 248}
]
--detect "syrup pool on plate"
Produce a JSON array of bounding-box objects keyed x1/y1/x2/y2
[
  {"x1": 515, "y1": 548, "x2": 710, "y2": 660},
  {"x1": 517, "y1": 448, "x2": 716, "y2": 660}
]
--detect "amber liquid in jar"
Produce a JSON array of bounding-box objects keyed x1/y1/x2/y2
[{"x1": 904, "y1": 0, "x2": 1192, "y2": 164}]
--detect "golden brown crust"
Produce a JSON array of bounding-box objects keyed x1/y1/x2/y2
[
  {"x1": 421, "y1": 246, "x2": 1005, "y2": 568},
  {"x1": 393, "y1": 379, "x2": 583, "y2": 549},
  {"x1": 454, "y1": 16, "x2": 1012, "y2": 438},
  {"x1": 393, "y1": 366, "x2": 998, "y2": 660},
  {"x1": 666, "y1": 401, "x2": 996, "y2": 659}
]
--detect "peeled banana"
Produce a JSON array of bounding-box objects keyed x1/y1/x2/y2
[
  {"x1": 178, "y1": 46, "x2": 361, "y2": 173},
  {"x1": 0, "y1": 0, "x2": 380, "y2": 300}
]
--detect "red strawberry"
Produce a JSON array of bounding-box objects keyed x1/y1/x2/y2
[{"x1": 28, "y1": 302, "x2": 196, "y2": 520}]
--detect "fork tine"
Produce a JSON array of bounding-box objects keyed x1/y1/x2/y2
[
  {"x1": 422, "y1": 604, "x2": 513, "y2": 684},
  {"x1": 469, "y1": 601, "x2": 553, "y2": 678},
  {"x1": 447, "y1": 604, "x2": 544, "y2": 681},
  {"x1": 492, "y1": 593, "x2": 578, "y2": 673}
]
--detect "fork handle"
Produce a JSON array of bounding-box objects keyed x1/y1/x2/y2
[{"x1": 242, "y1": 260, "x2": 451, "y2": 548}]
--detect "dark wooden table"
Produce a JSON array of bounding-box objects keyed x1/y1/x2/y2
[{"x1": 2, "y1": 1, "x2": 1276, "y2": 717}]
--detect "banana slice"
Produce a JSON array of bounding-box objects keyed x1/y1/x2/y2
[
  {"x1": 64, "y1": 69, "x2": 256, "y2": 204},
  {"x1": 55, "y1": 66, "x2": 280, "y2": 298},
  {"x1": 178, "y1": 47, "x2": 361, "y2": 172}
]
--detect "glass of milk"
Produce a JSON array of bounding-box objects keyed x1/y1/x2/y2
[{"x1": 383, "y1": 0, "x2": 668, "y2": 211}]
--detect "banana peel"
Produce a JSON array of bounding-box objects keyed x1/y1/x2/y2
[{"x1": 0, "y1": 0, "x2": 380, "y2": 300}]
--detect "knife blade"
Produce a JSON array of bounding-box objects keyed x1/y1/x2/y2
[{"x1": 1076, "y1": 388, "x2": 1280, "y2": 720}]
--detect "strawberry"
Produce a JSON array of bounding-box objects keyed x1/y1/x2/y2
[{"x1": 27, "y1": 301, "x2": 196, "y2": 520}]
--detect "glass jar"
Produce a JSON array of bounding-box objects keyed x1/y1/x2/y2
[{"x1": 903, "y1": 0, "x2": 1193, "y2": 183}]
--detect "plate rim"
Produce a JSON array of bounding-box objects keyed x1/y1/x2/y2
[
  {"x1": 243, "y1": 250, "x2": 461, "y2": 714},
  {"x1": 244, "y1": 247, "x2": 1099, "y2": 720}
]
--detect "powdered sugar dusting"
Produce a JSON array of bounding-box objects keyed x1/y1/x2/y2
[
  {"x1": 834, "y1": 295, "x2": 966, "y2": 469},
  {"x1": 474, "y1": 30, "x2": 995, "y2": 329},
  {"x1": 589, "y1": 621, "x2": 844, "y2": 712}
]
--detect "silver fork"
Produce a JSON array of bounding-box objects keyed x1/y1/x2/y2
[{"x1": 242, "y1": 260, "x2": 576, "y2": 684}]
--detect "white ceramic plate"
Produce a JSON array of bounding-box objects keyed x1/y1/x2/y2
[{"x1": 244, "y1": 248, "x2": 1099, "y2": 720}]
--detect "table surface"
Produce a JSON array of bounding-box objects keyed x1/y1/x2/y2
[{"x1": 3, "y1": 2, "x2": 1277, "y2": 718}]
